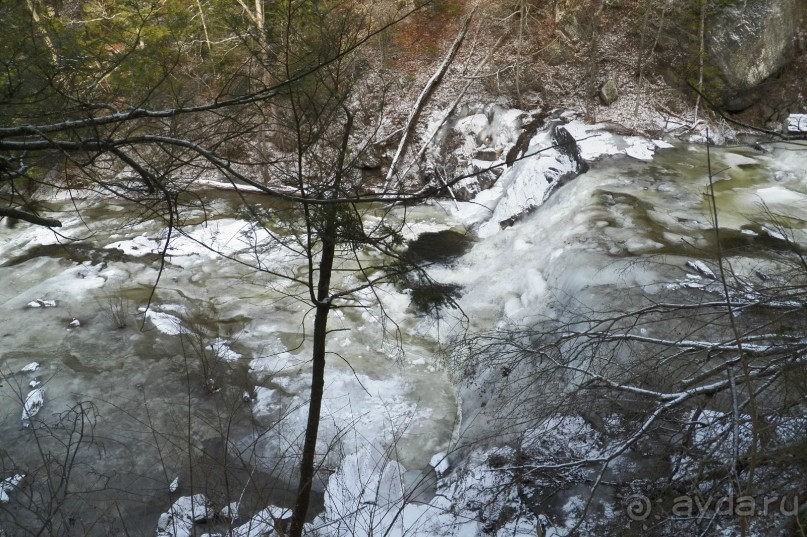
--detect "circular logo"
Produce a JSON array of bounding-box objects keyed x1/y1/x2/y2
[{"x1": 623, "y1": 493, "x2": 652, "y2": 522}]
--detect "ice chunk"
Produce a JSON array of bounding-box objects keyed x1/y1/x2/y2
[
  {"x1": 26, "y1": 299, "x2": 57, "y2": 308},
  {"x1": 145, "y1": 309, "x2": 185, "y2": 335},
  {"x1": 0, "y1": 474, "x2": 24, "y2": 503},
  {"x1": 22, "y1": 388, "x2": 44, "y2": 421},
  {"x1": 20, "y1": 362, "x2": 40, "y2": 372},
  {"x1": 787, "y1": 114, "x2": 807, "y2": 133}
]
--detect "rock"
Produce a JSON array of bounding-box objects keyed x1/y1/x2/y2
[
  {"x1": 598, "y1": 79, "x2": 619, "y2": 106},
  {"x1": 20, "y1": 362, "x2": 40, "y2": 372},
  {"x1": 474, "y1": 148, "x2": 498, "y2": 161},
  {"x1": 68, "y1": 318, "x2": 80, "y2": 328},
  {"x1": 554, "y1": 0, "x2": 588, "y2": 44},
  {"x1": 453, "y1": 169, "x2": 499, "y2": 201},
  {"x1": 540, "y1": 40, "x2": 572, "y2": 66},
  {"x1": 551, "y1": 125, "x2": 589, "y2": 176},
  {"x1": 708, "y1": 0, "x2": 801, "y2": 110},
  {"x1": 355, "y1": 146, "x2": 382, "y2": 169}
]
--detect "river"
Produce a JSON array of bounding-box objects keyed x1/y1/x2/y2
[{"x1": 1, "y1": 126, "x2": 805, "y2": 536}]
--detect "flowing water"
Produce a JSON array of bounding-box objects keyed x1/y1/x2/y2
[{"x1": 1, "y1": 138, "x2": 806, "y2": 535}]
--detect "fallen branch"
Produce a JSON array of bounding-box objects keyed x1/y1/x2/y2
[{"x1": 0, "y1": 207, "x2": 62, "y2": 227}]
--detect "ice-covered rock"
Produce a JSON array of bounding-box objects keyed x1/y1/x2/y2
[{"x1": 475, "y1": 125, "x2": 587, "y2": 237}]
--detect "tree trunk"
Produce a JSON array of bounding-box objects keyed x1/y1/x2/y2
[{"x1": 289, "y1": 235, "x2": 336, "y2": 537}]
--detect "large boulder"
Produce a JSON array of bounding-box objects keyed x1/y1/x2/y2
[
  {"x1": 708, "y1": 0, "x2": 802, "y2": 110},
  {"x1": 598, "y1": 79, "x2": 619, "y2": 106}
]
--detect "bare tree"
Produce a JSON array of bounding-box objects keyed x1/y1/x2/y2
[{"x1": 0, "y1": 1, "x2": 477, "y2": 535}]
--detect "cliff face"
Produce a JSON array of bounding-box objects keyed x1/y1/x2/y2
[
  {"x1": 708, "y1": 0, "x2": 803, "y2": 110},
  {"x1": 443, "y1": 0, "x2": 807, "y2": 131}
]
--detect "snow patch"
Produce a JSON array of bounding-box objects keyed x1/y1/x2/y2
[{"x1": 206, "y1": 338, "x2": 241, "y2": 362}]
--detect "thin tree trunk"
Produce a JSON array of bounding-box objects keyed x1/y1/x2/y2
[
  {"x1": 694, "y1": 0, "x2": 705, "y2": 123},
  {"x1": 194, "y1": 0, "x2": 212, "y2": 54},
  {"x1": 288, "y1": 247, "x2": 334, "y2": 537},
  {"x1": 289, "y1": 108, "x2": 353, "y2": 537},
  {"x1": 515, "y1": 0, "x2": 527, "y2": 109},
  {"x1": 26, "y1": 0, "x2": 58, "y2": 64}
]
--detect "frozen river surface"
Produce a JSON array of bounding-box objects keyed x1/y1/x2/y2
[{"x1": 1, "y1": 122, "x2": 806, "y2": 536}]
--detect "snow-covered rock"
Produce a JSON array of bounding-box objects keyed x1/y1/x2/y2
[
  {"x1": 230, "y1": 505, "x2": 289, "y2": 537},
  {"x1": 20, "y1": 362, "x2": 40, "y2": 372},
  {"x1": 220, "y1": 501, "x2": 239, "y2": 521},
  {"x1": 475, "y1": 126, "x2": 586, "y2": 238},
  {"x1": 686, "y1": 260, "x2": 717, "y2": 280},
  {"x1": 156, "y1": 494, "x2": 215, "y2": 537}
]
